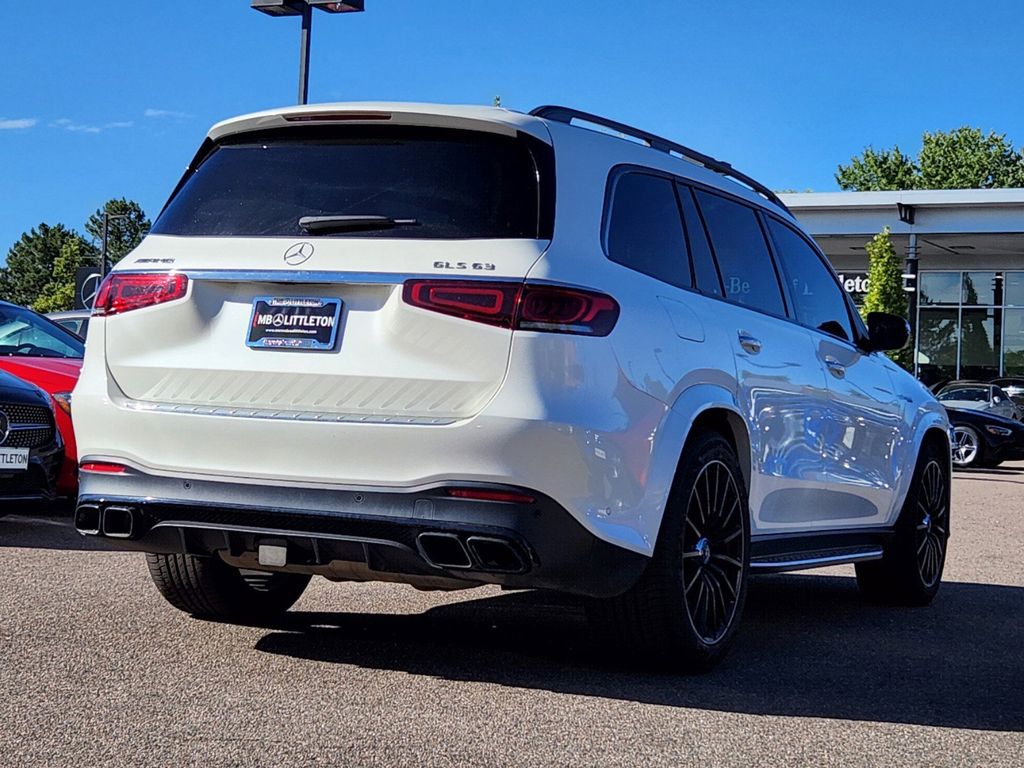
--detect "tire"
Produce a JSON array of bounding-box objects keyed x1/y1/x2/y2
[
  {"x1": 855, "y1": 440, "x2": 950, "y2": 606},
  {"x1": 587, "y1": 431, "x2": 750, "y2": 673},
  {"x1": 950, "y1": 425, "x2": 982, "y2": 468},
  {"x1": 145, "y1": 553, "x2": 311, "y2": 622}
]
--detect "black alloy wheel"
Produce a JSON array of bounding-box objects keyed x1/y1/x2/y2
[
  {"x1": 856, "y1": 439, "x2": 950, "y2": 606},
  {"x1": 681, "y1": 459, "x2": 745, "y2": 644},
  {"x1": 915, "y1": 459, "x2": 948, "y2": 590},
  {"x1": 586, "y1": 431, "x2": 750, "y2": 672}
]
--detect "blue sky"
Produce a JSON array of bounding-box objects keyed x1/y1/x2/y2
[{"x1": 2, "y1": 1, "x2": 1023, "y2": 255}]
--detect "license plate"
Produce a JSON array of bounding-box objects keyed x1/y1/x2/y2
[
  {"x1": 247, "y1": 297, "x2": 342, "y2": 351},
  {"x1": 0, "y1": 448, "x2": 29, "y2": 471}
]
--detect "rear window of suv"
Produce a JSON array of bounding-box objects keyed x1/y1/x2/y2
[{"x1": 152, "y1": 126, "x2": 554, "y2": 240}]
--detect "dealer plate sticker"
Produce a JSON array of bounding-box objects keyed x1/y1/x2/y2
[
  {"x1": 247, "y1": 297, "x2": 342, "y2": 351},
  {"x1": 0, "y1": 448, "x2": 29, "y2": 471}
]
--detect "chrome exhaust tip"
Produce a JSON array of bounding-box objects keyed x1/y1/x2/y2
[
  {"x1": 101, "y1": 505, "x2": 136, "y2": 539},
  {"x1": 466, "y1": 536, "x2": 527, "y2": 573},
  {"x1": 74, "y1": 504, "x2": 101, "y2": 536},
  {"x1": 416, "y1": 532, "x2": 473, "y2": 570}
]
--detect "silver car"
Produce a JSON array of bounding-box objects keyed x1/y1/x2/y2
[
  {"x1": 936, "y1": 382, "x2": 1022, "y2": 421},
  {"x1": 44, "y1": 309, "x2": 90, "y2": 339}
]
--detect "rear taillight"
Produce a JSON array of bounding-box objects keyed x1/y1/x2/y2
[
  {"x1": 517, "y1": 284, "x2": 619, "y2": 336},
  {"x1": 402, "y1": 280, "x2": 619, "y2": 336},
  {"x1": 402, "y1": 281, "x2": 520, "y2": 328},
  {"x1": 93, "y1": 273, "x2": 189, "y2": 316}
]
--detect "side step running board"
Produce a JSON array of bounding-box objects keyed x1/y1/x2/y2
[
  {"x1": 750, "y1": 546, "x2": 883, "y2": 574},
  {"x1": 749, "y1": 529, "x2": 893, "y2": 574}
]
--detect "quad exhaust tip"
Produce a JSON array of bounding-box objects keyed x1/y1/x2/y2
[
  {"x1": 74, "y1": 504, "x2": 101, "y2": 536},
  {"x1": 465, "y1": 536, "x2": 526, "y2": 573},
  {"x1": 417, "y1": 532, "x2": 473, "y2": 570},
  {"x1": 102, "y1": 506, "x2": 136, "y2": 539},
  {"x1": 417, "y1": 532, "x2": 527, "y2": 574},
  {"x1": 75, "y1": 504, "x2": 137, "y2": 539}
]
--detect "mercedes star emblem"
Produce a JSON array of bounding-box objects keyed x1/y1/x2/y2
[
  {"x1": 80, "y1": 272, "x2": 101, "y2": 309},
  {"x1": 0, "y1": 411, "x2": 9, "y2": 446},
  {"x1": 284, "y1": 242, "x2": 315, "y2": 266}
]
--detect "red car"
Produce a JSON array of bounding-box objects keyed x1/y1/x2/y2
[{"x1": 0, "y1": 301, "x2": 84, "y2": 496}]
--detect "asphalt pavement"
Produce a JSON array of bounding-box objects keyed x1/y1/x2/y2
[{"x1": 1, "y1": 465, "x2": 1022, "y2": 767}]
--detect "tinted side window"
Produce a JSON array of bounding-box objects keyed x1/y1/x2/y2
[
  {"x1": 766, "y1": 218, "x2": 854, "y2": 341},
  {"x1": 694, "y1": 191, "x2": 785, "y2": 316},
  {"x1": 606, "y1": 173, "x2": 691, "y2": 289},
  {"x1": 676, "y1": 184, "x2": 722, "y2": 297}
]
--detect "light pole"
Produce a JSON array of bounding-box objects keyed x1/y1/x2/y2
[
  {"x1": 101, "y1": 212, "x2": 131, "y2": 276},
  {"x1": 897, "y1": 204, "x2": 921, "y2": 376},
  {"x1": 251, "y1": 1, "x2": 366, "y2": 105}
]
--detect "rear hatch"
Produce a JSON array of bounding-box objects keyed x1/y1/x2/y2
[{"x1": 103, "y1": 117, "x2": 554, "y2": 423}]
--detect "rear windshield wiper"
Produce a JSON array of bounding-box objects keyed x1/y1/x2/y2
[{"x1": 298, "y1": 215, "x2": 420, "y2": 233}]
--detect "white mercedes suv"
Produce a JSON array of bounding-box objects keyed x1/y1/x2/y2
[{"x1": 73, "y1": 103, "x2": 951, "y2": 670}]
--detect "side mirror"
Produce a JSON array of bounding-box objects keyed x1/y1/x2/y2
[{"x1": 864, "y1": 312, "x2": 910, "y2": 352}]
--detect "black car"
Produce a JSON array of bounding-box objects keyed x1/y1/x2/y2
[
  {"x1": 0, "y1": 370, "x2": 63, "y2": 513},
  {"x1": 944, "y1": 405, "x2": 1024, "y2": 469}
]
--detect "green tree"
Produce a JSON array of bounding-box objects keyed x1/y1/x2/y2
[
  {"x1": 836, "y1": 146, "x2": 917, "y2": 191},
  {"x1": 32, "y1": 237, "x2": 88, "y2": 313},
  {"x1": 85, "y1": 198, "x2": 151, "y2": 266},
  {"x1": 918, "y1": 127, "x2": 1024, "y2": 189},
  {"x1": 836, "y1": 126, "x2": 1024, "y2": 191},
  {"x1": 0, "y1": 224, "x2": 96, "y2": 307},
  {"x1": 861, "y1": 227, "x2": 911, "y2": 368}
]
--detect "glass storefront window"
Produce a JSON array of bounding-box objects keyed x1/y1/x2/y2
[
  {"x1": 1004, "y1": 272, "x2": 1024, "y2": 307},
  {"x1": 920, "y1": 272, "x2": 961, "y2": 305},
  {"x1": 962, "y1": 272, "x2": 998, "y2": 306},
  {"x1": 1002, "y1": 309, "x2": 1024, "y2": 376},
  {"x1": 959, "y1": 308, "x2": 1000, "y2": 381},
  {"x1": 917, "y1": 308, "x2": 959, "y2": 387},
  {"x1": 915, "y1": 272, "x2": 1024, "y2": 381}
]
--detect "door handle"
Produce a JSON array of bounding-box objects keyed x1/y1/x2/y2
[
  {"x1": 824, "y1": 355, "x2": 846, "y2": 379},
  {"x1": 737, "y1": 332, "x2": 762, "y2": 354}
]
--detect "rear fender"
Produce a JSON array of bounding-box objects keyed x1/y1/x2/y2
[{"x1": 640, "y1": 384, "x2": 748, "y2": 551}]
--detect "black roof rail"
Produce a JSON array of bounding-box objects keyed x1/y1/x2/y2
[{"x1": 529, "y1": 105, "x2": 790, "y2": 214}]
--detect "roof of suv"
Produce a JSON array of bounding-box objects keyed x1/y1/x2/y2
[{"x1": 207, "y1": 102, "x2": 789, "y2": 218}]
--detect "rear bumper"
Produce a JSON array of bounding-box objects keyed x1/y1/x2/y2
[
  {"x1": 72, "y1": 324, "x2": 680, "y2": 556},
  {"x1": 75, "y1": 466, "x2": 649, "y2": 598}
]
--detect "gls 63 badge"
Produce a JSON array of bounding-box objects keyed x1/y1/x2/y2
[{"x1": 433, "y1": 261, "x2": 496, "y2": 271}]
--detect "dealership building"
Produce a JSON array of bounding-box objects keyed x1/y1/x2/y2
[{"x1": 781, "y1": 189, "x2": 1024, "y2": 386}]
